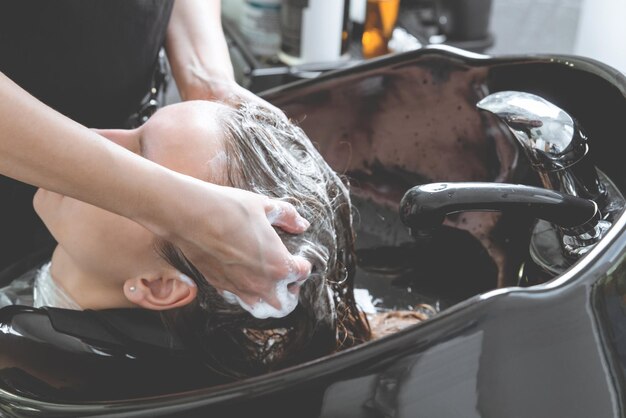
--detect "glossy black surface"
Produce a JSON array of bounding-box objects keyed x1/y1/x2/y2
[
  {"x1": 1, "y1": 47, "x2": 626, "y2": 417},
  {"x1": 400, "y1": 181, "x2": 598, "y2": 233}
]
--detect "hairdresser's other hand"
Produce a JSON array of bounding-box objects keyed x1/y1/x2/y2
[
  {"x1": 156, "y1": 177, "x2": 311, "y2": 312},
  {"x1": 166, "y1": 0, "x2": 284, "y2": 115},
  {"x1": 182, "y1": 73, "x2": 285, "y2": 118}
]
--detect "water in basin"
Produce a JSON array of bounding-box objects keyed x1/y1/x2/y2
[{"x1": 352, "y1": 195, "x2": 498, "y2": 313}]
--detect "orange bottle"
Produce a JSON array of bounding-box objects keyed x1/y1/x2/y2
[{"x1": 361, "y1": 0, "x2": 401, "y2": 58}]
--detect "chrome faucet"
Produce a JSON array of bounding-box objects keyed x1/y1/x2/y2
[
  {"x1": 399, "y1": 91, "x2": 624, "y2": 283},
  {"x1": 477, "y1": 91, "x2": 607, "y2": 205},
  {"x1": 477, "y1": 91, "x2": 623, "y2": 263}
]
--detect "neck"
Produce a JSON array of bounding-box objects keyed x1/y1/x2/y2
[{"x1": 50, "y1": 246, "x2": 135, "y2": 310}]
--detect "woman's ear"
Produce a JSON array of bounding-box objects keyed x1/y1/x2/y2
[{"x1": 123, "y1": 272, "x2": 197, "y2": 311}]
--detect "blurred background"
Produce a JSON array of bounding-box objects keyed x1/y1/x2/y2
[
  {"x1": 491, "y1": 0, "x2": 581, "y2": 55},
  {"x1": 168, "y1": 0, "x2": 625, "y2": 102},
  {"x1": 492, "y1": 0, "x2": 624, "y2": 73}
]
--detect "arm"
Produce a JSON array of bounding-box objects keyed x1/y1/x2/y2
[
  {"x1": 165, "y1": 0, "x2": 235, "y2": 101},
  {"x1": 0, "y1": 72, "x2": 157, "y2": 213},
  {"x1": 165, "y1": 0, "x2": 280, "y2": 110},
  {"x1": 0, "y1": 72, "x2": 310, "y2": 311}
]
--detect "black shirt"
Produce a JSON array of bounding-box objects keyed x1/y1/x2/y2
[
  {"x1": 0, "y1": 0, "x2": 175, "y2": 270},
  {"x1": 0, "y1": 0, "x2": 174, "y2": 128}
]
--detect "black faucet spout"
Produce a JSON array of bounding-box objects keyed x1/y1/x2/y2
[{"x1": 400, "y1": 182, "x2": 600, "y2": 239}]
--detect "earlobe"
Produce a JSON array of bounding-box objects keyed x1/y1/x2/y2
[
  {"x1": 124, "y1": 279, "x2": 144, "y2": 305},
  {"x1": 123, "y1": 274, "x2": 197, "y2": 311}
]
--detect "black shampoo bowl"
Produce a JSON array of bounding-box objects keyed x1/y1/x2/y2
[{"x1": 2, "y1": 47, "x2": 626, "y2": 417}]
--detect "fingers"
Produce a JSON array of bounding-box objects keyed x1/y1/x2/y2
[
  {"x1": 290, "y1": 255, "x2": 312, "y2": 283},
  {"x1": 265, "y1": 200, "x2": 310, "y2": 234},
  {"x1": 286, "y1": 255, "x2": 311, "y2": 295},
  {"x1": 218, "y1": 255, "x2": 312, "y2": 318},
  {"x1": 172, "y1": 186, "x2": 312, "y2": 319}
]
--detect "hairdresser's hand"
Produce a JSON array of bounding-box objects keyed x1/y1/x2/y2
[
  {"x1": 165, "y1": 0, "x2": 285, "y2": 117},
  {"x1": 183, "y1": 74, "x2": 286, "y2": 118},
  {"x1": 157, "y1": 178, "x2": 311, "y2": 313},
  {"x1": 0, "y1": 68, "x2": 303, "y2": 315}
]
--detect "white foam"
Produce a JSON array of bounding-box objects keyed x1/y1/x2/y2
[
  {"x1": 178, "y1": 273, "x2": 196, "y2": 287},
  {"x1": 354, "y1": 288, "x2": 377, "y2": 314},
  {"x1": 221, "y1": 271, "x2": 304, "y2": 319},
  {"x1": 266, "y1": 205, "x2": 284, "y2": 224},
  {"x1": 221, "y1": 290, "x2": 239, "y2": 304}
]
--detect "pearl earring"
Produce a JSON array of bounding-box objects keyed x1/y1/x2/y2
[{"x1": 129, "y1": 286, "x2": 136, "y2": 292}]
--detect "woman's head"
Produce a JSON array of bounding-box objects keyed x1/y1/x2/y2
[
  {"x1": 160, "y1": 102, "x2": 370, "y2": 376},
  {"x1": 33, "y1": 101, "x2": 230, "y2": 310},
  {"x1": 34, "y1": 99, "x2": 370, "y2": 376}
]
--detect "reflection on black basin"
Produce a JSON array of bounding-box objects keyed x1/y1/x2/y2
[
  {"x1": 354, "y1": 201, "x2": 498, "y2": 309},
  {"x1": 356, "y1": 225, "x2": 497, "y2": 308}
]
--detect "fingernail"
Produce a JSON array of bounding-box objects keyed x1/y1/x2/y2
[{"x1": 297, "y1": 217, "x2": 310, "y2": 230}]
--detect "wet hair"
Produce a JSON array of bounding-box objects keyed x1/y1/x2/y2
[{"x1": 158, "y1": 102, "x2": 370, "y2": 379}]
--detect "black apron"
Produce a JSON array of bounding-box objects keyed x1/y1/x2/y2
[{"x1": 0, "y1": 0, "x2": 175, "y2": 270}]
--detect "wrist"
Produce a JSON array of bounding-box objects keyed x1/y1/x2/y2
[
  {"x1": 131, "y1": 168, "x2": 213, "y2": 241},
  {"x1": 178, "y1": 64, "x2": 236, "y2": 102}
]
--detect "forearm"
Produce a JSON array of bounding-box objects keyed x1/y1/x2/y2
[
  {"x1": 165, "y1": 0, "x2": 235, "y2": 101},
  {"x1": 0, "y1": 71, "x2": 181, "y2": 227}
]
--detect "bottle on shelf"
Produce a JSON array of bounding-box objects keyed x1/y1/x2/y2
[
  {"x1": 279, "y1": 0, "x2": 351, "y2": 65},
  {"x1": 239, "y1": 0, "x2": 282, "y2": 60},
  {"x1": 350, "y1": 0, "x2": 367, "y2": 42},
  {"x1": 362, "y1": 0, "x2": 401, "y2": 58}
]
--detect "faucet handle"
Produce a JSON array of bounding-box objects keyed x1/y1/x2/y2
[
  {"x1": 477, "y1": 91, "x2": 586, "y2": 170},
  {"x1": 400, "y1": 182, "x2": 605, "y2": 259}
]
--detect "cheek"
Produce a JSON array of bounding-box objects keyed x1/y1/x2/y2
[{"x1": 35, "y1": 191, "x2": 157, "y2": 276}]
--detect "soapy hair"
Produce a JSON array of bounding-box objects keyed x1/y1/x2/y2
[{"x1": 158, "y1": 102, "x2": 370, "y2": 379}]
